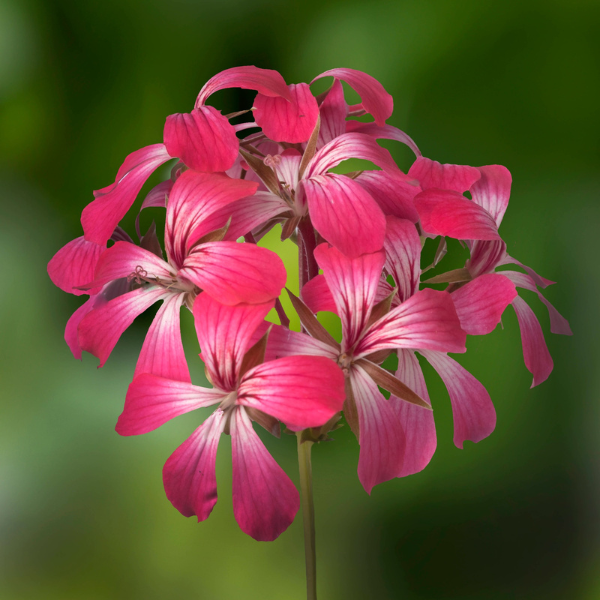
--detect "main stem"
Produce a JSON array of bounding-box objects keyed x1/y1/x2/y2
[{"x1": 297, "y1": 433, "x2": 317, "y2": 600}]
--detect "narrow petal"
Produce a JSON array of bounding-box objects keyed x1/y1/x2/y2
[
  {"x1": 317, "y1": 79, "x2": 348, "y2": 149},
  {"x1": 163, "y1": 106, "x2": 239, "y2": 173},
  {"x1": 48, "y1": 236, "x2": 105, "y2": 296},
  {"x1": 467, "y1": 239, "x2": 507, "y2": 277},
  {"x1": 498, "y1": 255, "x2": 555, "y2": 289},
  {"x1": 355, "y1": 170, "x2": 420, "y2": 223},
  {"x1": 237, "y1": 356, "x2": 345, "y2": 430},
  {"x1": 181, "y1": 241, "x2": 286, "y2": 305},
  {"x1": 266, "y1": 324, "x2": 338, "y2": 362},
  {"x1": 254, "y1": 83, "x2": 319, "y2": 143},
  {"x1": 303, "y1": 174, "x2": 387, "y2": 258},
  {"x1": 314, "y1": 243, "x2": 385, "y2": 348},
  {"x1": 163, "y1": 410, "x2": 225, "y2": 520},
  {"x1": 301, "y1": 274, "x2": 338, "y2": 314},
  {"x1": 231, "y1": 408, "x2": 299, "y2": 541},
  {"x1": 135, "y1": 179, "x2": 173, "y2": 239},
  {"x1": 511, "y1": 295, "x2": 554, "y2": 387},
  {"x1": 421, "y1": 350, "x2": 496, "y2": 448},
  {"x1": 313, "y1": 68, "x2": 393, "y2": 126},
  {"x1": 117, "y1": 374, "x2": 224, "y2": 436},
  {"x1": 350, "y1": 365, "x2": 405, "y2": 494},
  {"x1": 451, "y1": 274, "x2": 517, "y2": 335},
  {"x1": 78, "y1": 286, "x2": 166, "y2": 367},
  {"x1": 346, "y1": 121, "x2": 421, "y2": 157},
  {"x1": 82, "y1": 144, "x2": 172, "y2": 245},
  {"x1": 394, "y1": 350, "x2": 436, "y2": 477},
  {"x1": 356, "y1": 288, "x2": 466, "y2": 357},
  {"x1": 408, "y1": 157, "x2": 481, "y2": 193},
  {"x1": 383, "y1": 216, "x2": 421, "y2": 303},
  {"x1": 65, "y1": 296, "x2": 97, "y2": 359},
  {"x1": 135, "y1": 293, "x2": 190, "y2": 382},
  {"x1": 470, "y1": 165, "x2": 511, "y2": 227},
  {"x1": 193, "y1": 293, "x2": 274, "y2": 391}
]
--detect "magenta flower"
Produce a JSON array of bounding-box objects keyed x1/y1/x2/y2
[{"x1": 117, "y1": 293, "x2": 345, "y2": 540}]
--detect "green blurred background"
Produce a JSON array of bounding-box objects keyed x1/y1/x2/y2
[{"x1": 1, "y1": 0, "x2": 598, "y2": 598}]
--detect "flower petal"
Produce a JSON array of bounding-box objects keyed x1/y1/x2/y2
[
  {"x1": 266, "y1": 324, "x2": 338, "y2": 362},
  {"x1": 467, "y1": 239, "x2": 507, "y2": 277},
  {"x1": 135, "y1": 179, "x2": 173, "y2": 239},
  {"x1": 301, "y1": 274, "x2": 338, "y2": 314},
  {"x1": 408, "y1": 157, "x2": 481, "y2": 193},
  {"x1": 316, "y1": 79, "x2": 348, "y2": 149},
  {"x1": 346, "y1": 121, "x2": 421, "y2": 157},
  {"x1": 383, "y1": 216, "x2": 421, "y2": 303},
  {"x1": 82, "y1": 144, "x2": 172, "y2": 245},
  {"x1": 231, "y1": 408, "x2": 299, "y2": 541},
  {"x1": 65, "y1": 297, "x2": 97, "y2": 359},
  {"x1": 163, "y1": 410, "x2": 225, "y2": 520},
  {"x1": 421, "y1": 350, "x2": 496, "y2": 448},
  {"x1": 470, "y1": 165, "x2": 511, "y2": 227}
]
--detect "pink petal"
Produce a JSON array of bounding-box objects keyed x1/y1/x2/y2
[
  {"x1": 383, "y1": 216, "x2": 421, "y2": 302},
  {"x1": 511, "y1": 295, "x2": 554, "y2": 387},
  {"x1": 193, "y1": 293, "x2": 274, "y2": 391},
  {"x1": 135, "y1": 180, "x2": 173, "y2": 239},
  {"x1": 498, "y1": 255, "x2": 555, "y2": 288},
  {"x1": 467, "y1": 239, "x2": 507, "y2": 277},
  {"x1": 356, "y1": 288, "x2": 466, "y2": 357},
  {"x1": 164, "y1": 170, "x2": 258, "y2": 267},
  {"x1": 274, "y1": 151, "x2": 302, "y2": 192},
  {"x1": 408, "y1": 157, "x2": 481, "y2": 193},
  {"x1": 163, "y1": 106, "x2": 239, "y2": 173},
  {"x1": 346, "y1": 121, "x2": 421, "y2": 157},
  {"x1": 82, "y1": 144, "x2": 172, "y2": 245},
  {"x1": 303, "y1": 174, "x2": 387, "y2": 258},
  {"x1": 254, "y1": 83, "x2": 319, "y2": 144},
  {"x1": 78, "y1": 286, "x2": 167, "y2": 367},
  {"x1": 181, "y1": 241, "x2": 286, "y2": 305},
  {"x1": 421, "y1": 350, "x2": 496, "y2": 448},
  {"x1": 301, "y1": 274, "x2": 338, "y2": 314},
  {"x1": 394, "y1": 350, "x2": 436, "y2": 477},
  {"x1": 451, "y1": 274, "x2": 517, "y2": 335},
  {"x1": 314, "y1": 243, "x2": 386, "y2": 348},
  {"x1": 196, "y1": 66, "x2": 291, "y2": 107},
  {"x1": 237, "y1": 356, "x2": 345, "y2": 430},
  {"x1": 355, "y1": 170, "x2": 420, "y2": 223},
  {"x1": 65, "y1": 297, "x2": 97, "y2": 359},
  {"x1": 117, "y1": 374, "x2": 224, "y2": 436},
  {"x1": 317, "y1": 79, "x2": 348, "y2": 149},
  {"x1": 470, "y1": 165, "x2": 512, "y2": 227},
  {"x1": 135, "y1": 293, "x2": 190, "y2": 382},
  {"x1": 313, "y1": 68, "x2": 393, "y2": 126},
  {"x1": 266, "y1": 324, "x2": 338, "y2": 362},
  {"x1": 415, "y1": 189, "x2": 501, "y2": 240},
  {"x1": 163, "y1": 410, "x2": 225, "y2": 520},
  {"x1": 48, "y1": 236, "x2": 105, "y2": 296},
  {"x1": 231, "y1": 408, "x2": 299, "y2": 540},
  {"x1": 350, "y1": 365, "x2": 405, "y2": 494}
]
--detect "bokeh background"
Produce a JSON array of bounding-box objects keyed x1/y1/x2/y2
[{"x1": 1, "y1": 0, "x2": 599, "y2": 598}]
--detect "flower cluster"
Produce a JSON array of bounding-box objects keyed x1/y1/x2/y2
[{"x1": 48, "y1": 66, "x2": 570, "y2": 541}]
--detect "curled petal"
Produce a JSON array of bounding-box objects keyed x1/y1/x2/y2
[
  {"x1": 421, "y1": 350, "x2": 496, "y2": 449},
  {"x1": 301, "y1": 274, "x2": 338, "y2": 314},
  {"x1": 470, "y1": 165, "x2": 512, "y2": 227},
  {"x1": 82, "y1": 144, "x2": 172, "y2": 245},
  {"x1": 408, "y1": 157, "x2": 481, "y2": 193},
  {"x1": 135, "y1": 180, "x2": 173, "y2": 239},
  {"x1": 383, "y1": 216, "x2": 421, "y2": 303},
  {"x1": 467, "y1": 239, "x2": 507, "y2": 277},
  {"x1": 163, "y1": 410, "x2": 226, "y2": 520},
  {"x1": 254, "y1": 83, "x2": 319, "y2": 143},
  {"x1": 346, "y1": 121, "x2": 421, "y2": 157},
  {"x1": 317, "y1": 79, "x2": 348, "y2": 149},
  {"x1": 164, "y1": 106, "x2": 239, "y2": 173},
  {"x1": 313, "y1": 68, "x2": 393, "y2": 126},
  {"x1": 231, "y1": 408, "x2": 299, "y2": 541},
  {"x1": 498, "y1": 254, "x2": 555, "y2": 289},
  {"x1": 65, "y1": 297, "x2": 98, "y2": 359}
]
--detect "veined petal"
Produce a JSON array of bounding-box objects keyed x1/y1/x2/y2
[
  {"x1": 301, "y1": 274, "x2": 338, "y2": 314},
  {"x1": 196, "y1": 66, "x2": 291, "y2": 107},
  {"x1": 231, "y1": 408, "x2": 299, "y2": 541},
  {"x1": 470, "y1": 165, "x2": 511, "y2": 227},
  {"x1": 163, "y1": 410, "x2": 225, "y2": 520},
  {"x1": 384, "y1": 216, "x2": 421, "y2": 303},
  {"x1": 355, "y1": 170, "x2": 420, "y2": 223},
  {"x1": 254, "y1": 83, "x2": 319, "y2": 143},
  {"x1": 467, "y1": 239, "x2": 507, "y2": 277},
  {"x1": 408, "y1": 157, "x2": 481, "y2": 193},
  {"x1": 350, "y1": 365, "x2": 405, "y2": 494},
  {"x1": 346, "y1": 121, "x2": 421, "y2": 157},
  {"x1": 237, "y1": 355, "x2": 345, "y2": 430},
  {"x1": 356, "y1": 288, "x2": 466, "y2": 357},
  {"x1": 314, "y1": 243, "x2": 386, "y2": 348},
  {"x1": 117, "y1": 374, "x2": 224, "y2": 436},
  {"x1": 82, "y1": 144, "x2": 172, "y2": 245},
  {"x1": 193, "y1": 293, "x2": 274, "y2": 391},
  {"x1": 163, "y1": 106, "x2": 239, "y2": 173},
  {"x1": 48, "y1": 236, "x2": 105, "y2": 296},
  {"x1": 415, "y1": 188, "x2": 501, "y2": 240},
  {"x1": 135, "y1": 180, "x2": 173, "y2": 239},
  {"x1": 451, "y1": 274, "x2": 517, "y2": 335},
  {"x1": 317, "y1": 79, "x2": 348, "y2": 149},
  {"x1": 181, "y1": 241, "x2": 286, "y2": 305},
  {"x1": 313, "y1": 68, "x2": 393, "y2": 126},
  {"x1": 498, "y1": 254, "x2": 555, "y2": 289},
  {"x1": 65, "y1": 296, "x2": 97, "y2": 359},
  {"x1": 266, "y1": 324, "x2": 338, "y2": 362},
  {"x1": 421, "y1": 350, "x2": 496, "y2": 449},
  {"x1": 511, "y1": 295, "x2": 554, "y2": 387},
  {"x1": 303, "y1": 174, "x2": 386, "y2": 257},
  {"x1": 78, "y1": 286, "x2": 167, "y2": 367},
  {"x1": 394, "y1": 350, "x2": 436, "y2": 477}
]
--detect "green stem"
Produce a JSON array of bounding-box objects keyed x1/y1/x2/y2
[{"x1": 297, "y1": 433, "x2": 317, "y2": 600}]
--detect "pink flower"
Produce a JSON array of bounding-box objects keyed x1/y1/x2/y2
[{"x1": 117, "y1": 293, "x2": 346, "y2": 540}]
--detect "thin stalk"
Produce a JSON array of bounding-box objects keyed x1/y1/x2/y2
[{"x1": 297, "y1": 434, "x2": 317, "y2": 600}]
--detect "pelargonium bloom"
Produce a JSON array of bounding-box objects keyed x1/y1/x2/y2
[{"x1": 117, "y1": 293, "x2": 345, "y2": 540}]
